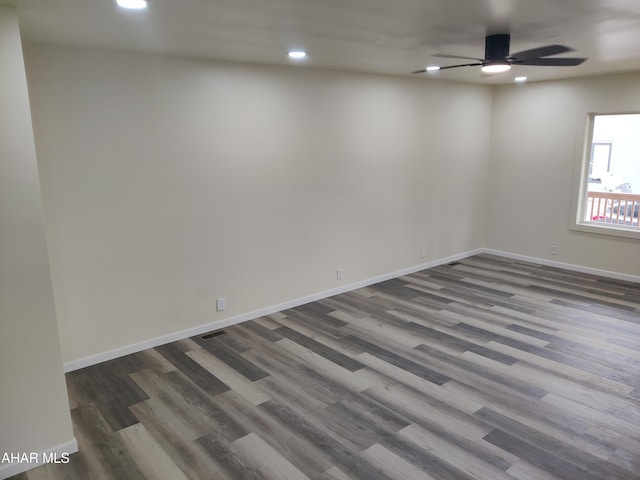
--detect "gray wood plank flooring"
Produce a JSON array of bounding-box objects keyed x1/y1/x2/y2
[{"x1": 10, "y1": 254, "x2": 640, "y2": 479}]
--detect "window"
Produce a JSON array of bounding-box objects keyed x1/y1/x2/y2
[
  {"x1": 590, "y1": 142, "x2": 612, "y2": 176},
  {"x1": 574, "y1": 113, "x2": 640, "y2": 239}
]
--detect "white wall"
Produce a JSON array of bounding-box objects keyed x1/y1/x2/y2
[
  {"x1": 24, "y1": 44, "x2": 493, "y2": 364},
  {"x1": 0, "y1": 8, "x2": 75, "y2": 478},
  {"x1": 487, "y1": 72, "x2": 640, "y2": 275}
]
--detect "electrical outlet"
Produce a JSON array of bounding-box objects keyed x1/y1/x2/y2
[
  {"x1": 550, "y1": 245, "x2": 558, "y2": 255},
  {"x1": 420, "y1": 248, "x2": 426, "y2": 258},
  {"x1": 336, "y1": 269, "x2": 343, "y2": 280},
  {"x1": 216, "y1": 297, "x2": 225, "y2": 311}
]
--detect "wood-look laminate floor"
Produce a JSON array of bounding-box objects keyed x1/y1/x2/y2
[{"x1": 10, "y1": 254, "x2": 640, "y2": 480}]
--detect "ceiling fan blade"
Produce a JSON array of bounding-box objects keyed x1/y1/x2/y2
[
  {"x1": 438, "y1": 63, "x2": 483, "y2": 70},
  {"x1": 432, "y1": 53, "x2": 483, "y2": 62},
  {"x1": 509, "y1": 45, "x2": 573, "y2": 61},
  {"x1": 517, "y1": 57, "x2": 586, "y2": 66},
  {"x1": 412, "y1": 63, "x2": 482, "y2": 74}
]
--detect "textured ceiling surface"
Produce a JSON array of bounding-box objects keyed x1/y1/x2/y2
[{"x1": 11, "y1": 0, "x2": 640, "y2": 83}]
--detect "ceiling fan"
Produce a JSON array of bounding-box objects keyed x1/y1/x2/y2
[{"x1": 413, "y1": 34, "x2": 587, "y2": 74}]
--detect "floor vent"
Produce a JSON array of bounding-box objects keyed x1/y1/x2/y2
[{"x1": 200, "y1": 330, "x2": 227, "y2": 340}]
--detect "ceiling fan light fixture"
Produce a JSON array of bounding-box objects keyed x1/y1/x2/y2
[{"x1": 481, "y1": 63, "x2": 511, "y2": 74}]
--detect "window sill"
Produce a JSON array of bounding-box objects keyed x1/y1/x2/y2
[{"x1": 571, "y1": 222, "x2": 640, "y2": 240}]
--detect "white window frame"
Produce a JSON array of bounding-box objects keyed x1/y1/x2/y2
[{"x1": 570, "y1": 111, "x2": 640, "y2": 240}]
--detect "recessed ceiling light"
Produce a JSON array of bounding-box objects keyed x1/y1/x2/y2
[
  {"x1": 426, "y1": 66, "x2": 441, "y2": 72},
  {"x1": 116, "y1": 0, "x2": 148, "y2": 9},
  {"x1": 515, "y1": 76, "x2": 528, "y2": 83},
  {"x1": 481, "y1": 63, "x2": 511, "y2": 74},
  {"x1": 288, "y1": 50, "x2": 307, "y2": 60}
]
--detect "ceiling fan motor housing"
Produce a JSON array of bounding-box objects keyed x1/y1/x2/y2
[{"x1": 485, "y1": 34, "x2": 511, "y2": 60}]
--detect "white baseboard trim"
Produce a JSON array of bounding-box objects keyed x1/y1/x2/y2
[
  {"x1": 63, "y1": 248, "x2": 483, "y2": 372},
  {"x1": 63, "y1": 246, "x2": 637, "y2": 372},
  {"x1": 481, "y1": 249, "x2": 640, "y2": 284},
  {"x1": 0, "y1": 438, "x2": 78, "y2": 480}
]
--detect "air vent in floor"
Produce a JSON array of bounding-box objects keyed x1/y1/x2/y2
[{"x1": 200, "y1": 330, "x2": 227, "y2": 340}]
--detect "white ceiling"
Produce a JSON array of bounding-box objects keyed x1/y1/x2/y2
[{"x1": 7, "y1": 0, "x2": 640, "y2": 83}]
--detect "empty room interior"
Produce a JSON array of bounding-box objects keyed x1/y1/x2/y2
[{"x1": 2, "y1": 0, "x2": 640, "y2": 479}]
